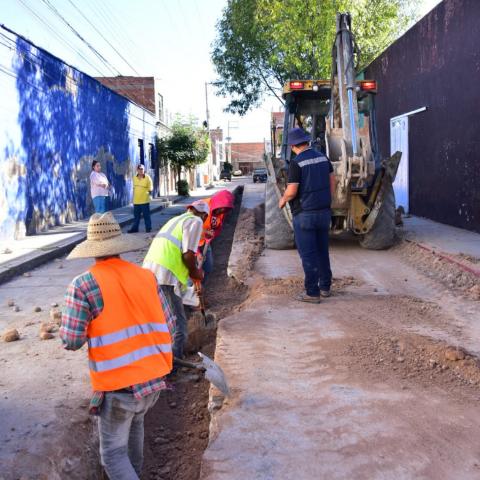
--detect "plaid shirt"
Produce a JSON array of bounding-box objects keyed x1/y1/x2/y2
[{"x1": 60, "y1": 268, "x2": 176, "y2": 414}]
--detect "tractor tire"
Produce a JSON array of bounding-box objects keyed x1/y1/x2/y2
[
  {"x1": 359, "y1": 181, "x2": 396, "y2": 250},
  {"x1": 265, "y1": 180, "x2": 295, "y2": 249}
]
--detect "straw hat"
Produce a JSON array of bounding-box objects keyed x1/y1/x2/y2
[{"x1": 68, "y1": 212, "x2": 147, "y2": 259}]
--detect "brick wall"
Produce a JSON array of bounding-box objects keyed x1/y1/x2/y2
[
  {"x1": 230, "y1": 142, "x2": 265, "y2": 173},
  {"x1": 95, "y1": 76, "x2": 156, "y2": 115}
]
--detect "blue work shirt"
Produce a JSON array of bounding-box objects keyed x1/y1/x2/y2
[{"x1": 287, "y1": 147, "x2": 333, "y2": 216}]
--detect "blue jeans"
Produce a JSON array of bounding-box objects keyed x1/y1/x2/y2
[
  {"x1": 293, "y1": 210, "x2": 332, "y2": 297},
  {"x1": 93, "y1": 196, "x2": 109, "y2": 214},
  {"x1": 160, "y1": 285, "x2": 188, "y2": 359},
  {"x1": 98, "y1": 390, "x2": 160, "y2": 480},
  {"x1": 130, "y1": 203, "x2": 151, "y2": 232},
  {"x1": 202, "y1": 246, "x2": 214, "y2": 275}
]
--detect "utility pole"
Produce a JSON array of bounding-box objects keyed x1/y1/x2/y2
[
  {"x1": 204, "y1": 82, "x2": 214, "y2": 183},
  {"x1": 227, "y1": 120, "x2": 238, "y2": 168},
  {"x1": 205, "y1": 82, "x2": 210, "y2": 131}
]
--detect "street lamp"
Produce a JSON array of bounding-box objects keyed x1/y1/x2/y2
[{"x1": 227, "y1": 120, "x2": 238, "y2": 169}]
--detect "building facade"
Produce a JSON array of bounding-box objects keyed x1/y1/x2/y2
[
  {"x1": 0, "y1": 26, "x2": 157, "y2": 242},
  {"x1": 364, "y1": 0, "x2": 480, "y2": 233},
  {"x1": 210, "y1": 127, "x2": 224, "y2": 176},
  {"x1": 230, "y1": 142, "x2": 266, "y2": 174},
  {"x1": 95, "y1": 75, "x2": 174, "y2": 197}
]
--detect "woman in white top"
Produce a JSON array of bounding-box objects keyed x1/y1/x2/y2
[{"x1": 90, "y1": 160, "x2": 110, "y2": 213}]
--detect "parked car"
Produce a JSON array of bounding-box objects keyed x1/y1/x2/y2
[
  {"x1": 252, "y1": 168, "x2": 267, "y2": 183},
  {"x1": 233, "y1": 170, "x2": 243, "y2": 176},
  {"x1": 220, "y1": 169, "x2": 232, "y2": 181}
]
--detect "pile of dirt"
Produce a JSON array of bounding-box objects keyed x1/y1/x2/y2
[
  {"x1": 342, "y1": 295, "x2": 480, "y2": 397},
  {"x1": 396, "y1": 242, "x2": 480, "y2": 300},
  {"x1": 458, "y1": 252, "x2": 480, "y2": 264},
  {"x1": 227, "y1": 204, "x2": 265, "y2": 284},
  {"x1": 256, "y1": 275, "x2": 362, "y2": 296},
  {"x1": 142, "y1": 189, "x2": 250, "y2": 480}
]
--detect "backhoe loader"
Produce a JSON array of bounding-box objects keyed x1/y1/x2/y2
[{"x1": 265, "y1": 12, "x2": 401, "y2": 250}]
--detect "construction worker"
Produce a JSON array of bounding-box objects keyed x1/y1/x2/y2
[
  {"x1": 279, "y1": 127, "x2": 335, "y2": 303},
  {"x1": 128, "y1": 164, "x2": 153, "y2": 233},
  {"x1": 191, "y1": 189, "x2": 235, "y2": 275},
  {"x1": 143, "y1": 200, "x2": 209, "y2": 358},
  {"x1": 60, "y1": 212, "x2": 175, "y2": 479}
]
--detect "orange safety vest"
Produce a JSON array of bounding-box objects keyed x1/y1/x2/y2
[
  {"x1": 87, "y1": 257, "x2": 172, "y2": 391},
  {"x1": 198, "y1": 198, "x2": 212, "y2": 248}
]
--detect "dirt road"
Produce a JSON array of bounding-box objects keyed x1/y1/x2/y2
[
  {"x1": 201, "y1": 238, "x2": 480, "y2": 479},
  {"x1": 1, "y1": 179, "x2": 480, "y2": 479},
  {"x1": 0, "y1": 182, "x2": 243, "y2": 480}
]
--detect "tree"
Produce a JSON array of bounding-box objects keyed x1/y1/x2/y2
[
  {"x1": 212, "y1": 0, "x2": 418, "y2": 115},
  {"x1": 156, "y1": 119, "x2": 210, "y2": 192}
]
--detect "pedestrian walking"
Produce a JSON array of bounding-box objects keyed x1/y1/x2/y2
[
  {"x1": 143, "y1": 201, "x2": 209, "y2": 359},
  {"x1": 60, "y1": 212, "x2": 175, "y2": 480},
  {"x1": 128, "y1": 164, "x2": 153, "y2": 233},
  {"x1": 191, "y1": 189, "x2": 235, "y2": 276},
  {"x1": 90, "y1": 160, "x2": 110, "y2": 213},
  {"x1": 279, "y1": 127, "x2": 335, "y2": 303}
]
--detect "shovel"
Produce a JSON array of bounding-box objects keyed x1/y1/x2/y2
[
  {"x1": 193, "y1": 279, "x2": 207, "y2": 321},
  {"x1": 174, "y1": 352, "x2": 230, "y2": 396},
  {"x1": 197, "y1": 243, "x2": 210, "y2": 315},
  {"x1": 193, "y1": 243, "x2": 213, "y2": 324}
]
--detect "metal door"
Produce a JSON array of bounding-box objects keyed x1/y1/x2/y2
[{"x1": 390, "y1": 116, "x2": 409, "y2": 212}]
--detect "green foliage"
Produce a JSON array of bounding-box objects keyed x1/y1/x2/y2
[
  {"x1": 156, "y1": 118, "x2": 210, "y2": 191},
  {"x1": 156, "y1": 136, "x2": 169, "y2": 169},
  {"x1": 176, "y1": 179, "x2": 190, "y2": 196},
  {"x1": 212, "y1": 0, "x2": 418, "y2": 114}
]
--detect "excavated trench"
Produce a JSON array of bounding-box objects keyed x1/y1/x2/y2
[{"x1": 141, "y1": 188, "x2": 250, "y2": 480}]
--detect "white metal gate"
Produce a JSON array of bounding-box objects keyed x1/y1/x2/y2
[{"x1": 390, "y1": 116, "x2": 409, "y2": 212}]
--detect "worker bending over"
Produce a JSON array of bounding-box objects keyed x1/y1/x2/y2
[
  {"x1": 279, "y1": 127, "x2": 335, "y2": 303},
  {"x1": 143, "y1": 201, "x2": 209, "y2": 358},
  {"x1": 191, "y1": 189, "x2": 234, "y2": 275},
  {"x1": 60, "y1": 212, "x2": 175, "y2": 479}
]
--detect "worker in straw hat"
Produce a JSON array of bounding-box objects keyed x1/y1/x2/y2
[
  {"x1": 143, "y1": 200, "x2": 209, "y2": 359},
  {"x1": 60, "y1": 212, "x2": 176, "y2": 479}
]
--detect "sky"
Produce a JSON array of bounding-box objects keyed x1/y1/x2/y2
[{"x1": 0, "y1": 0, "x2": 442, "y2": 144}]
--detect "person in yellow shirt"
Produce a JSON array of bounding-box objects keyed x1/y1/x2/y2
[{"x1": 128, "y1": 164, "x2": 154, "y2": 233}]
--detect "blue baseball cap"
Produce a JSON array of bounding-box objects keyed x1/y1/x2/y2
[{"x1": 287, "y1": 128, "x2": 310, "y2": 146}]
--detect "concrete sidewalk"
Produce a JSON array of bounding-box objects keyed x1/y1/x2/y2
[
  {"x1": 0, "y1": 182, "x2": 232, "y2": 284},
  {"x1": 403, "y1": 216, "x2": 480, "y2": 259},
  {"x1": 200, "y1": 188, "x2": 480, "y2": 480}
]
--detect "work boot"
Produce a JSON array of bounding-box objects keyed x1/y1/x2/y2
[
  {"x1": 127, "y1": 228, "x2": 138, "y2": 233},
  {"x1": 320, "y1": 290, "x2": 331, "y2": 298},
  {"x1": 294, "y1": 292, "x2": 321, "y2": 304}
]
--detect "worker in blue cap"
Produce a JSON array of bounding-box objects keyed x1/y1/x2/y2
[{"x1": 279, "y1": 127, "x2": 335, "y2": 303}]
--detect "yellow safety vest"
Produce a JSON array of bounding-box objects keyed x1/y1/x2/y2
[{"x1": 144, "y1": 212, "x2": 195, "y2": 286}]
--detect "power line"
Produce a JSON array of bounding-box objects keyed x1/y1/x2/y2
[
  {"x1": 98, "y1": 0, "x2": 145, "y2": 64},
  {"x1": 0, "y1": 62, "x2": 158, "y2": 134},
  {"x1": 39, "y1": 0, "x2": 122, "y2": 76},
  {"x1": 66, "y1": 0, "x2": 141, "y2": 76},
  {"x1": 2, "y1": 22, "x2": 158, "y2": 118},
  {"x1": 82, "y1": 0, "x2": 138, "y2": 63},
  {"x1": 0, "y1": 33, "x2": 159, "y2": 129},
  {"x1": 15, "y1": 0, "x2": 110, "y2": 76},
  {"x1": 159, "y1": 0, "x2": 180, "y2": 37}
]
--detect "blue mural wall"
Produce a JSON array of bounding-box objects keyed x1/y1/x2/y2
[{"x1": 0, "y1": 26, "x2": 157, "y2": 241}]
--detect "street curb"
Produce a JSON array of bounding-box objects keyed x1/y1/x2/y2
[
  {"x1": 227, "y1": 184, "x2": 265, "y2": 283},
  {"x1": 405, "y1": 238, "x2": 480, "y2": 278},
  {"x1": 0, "y1": 197, "x2": 185, "y2": 285}
]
